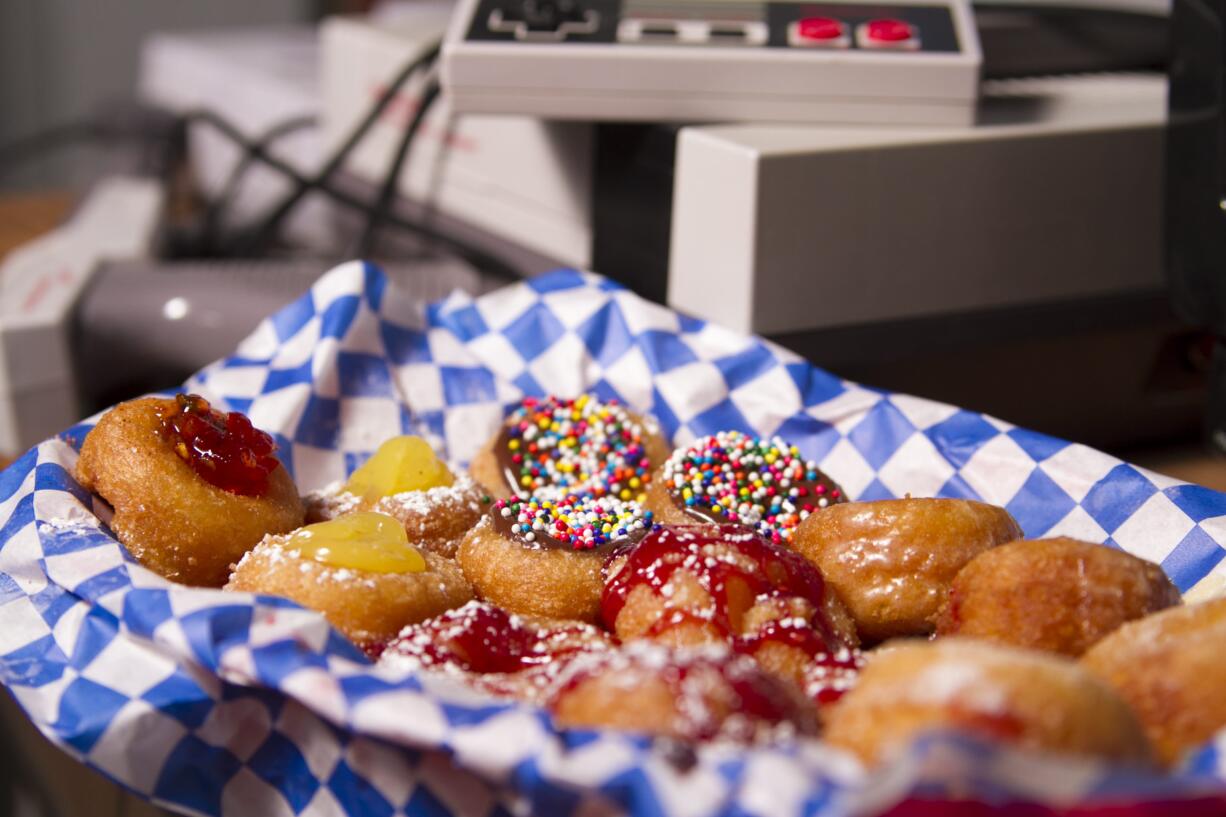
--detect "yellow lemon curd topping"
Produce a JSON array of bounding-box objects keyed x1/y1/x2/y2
[
  {"x1": 344, "y1": 436, "x2": 454, "y2": 504},
  {"x1": 287, "y1": 512, "x2": 426, "y2": 573}
]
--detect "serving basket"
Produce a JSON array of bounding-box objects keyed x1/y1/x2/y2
[{"x1": 1, "y1": 262, "x2": 1224, "y2": 817}]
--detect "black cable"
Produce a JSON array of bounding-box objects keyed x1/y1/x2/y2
[
  {"x1": 355, "y1": 75, "x2": 442, "y2": 259},
  {"x1": 232, "y1": 40, "x2": 442, "y2": 256},
  {"x1": 184, "y1": 107, "x2": 519, "y2": 279},
  {"x1": 198, "y1": 114, "x2": 317, "y2": 254}
]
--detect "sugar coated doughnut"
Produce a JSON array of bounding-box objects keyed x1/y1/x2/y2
[
  {"x1": 1082, "y1": 597, "x2": 1226, "y2": 766},
  {"x1": 824, "y1": 638, "x2": 1152, "y2": 766},
  {"x1": 792, "y1": 498, "x2": 1023, "y2": 642},
  {"x1": 457, "y1": 494, "x2": 656, "y2": 622},
  {"x1": 381, "y1": 600, "x2": 614, "y2": 701},
  {"x1": 550, "y1": 642, "x2": 819, "y2": 743},
  {"x1": 469, "y1": 395, "x2": 669, "y2": 500},
  {"x1": 936, "y1": 537, "x2": 1180, "y2": 656},
  {"x1": 305, "y1": 435, "x2": 489, "y2": 558},
  {"x1": 646, "y1": 431, "x2": 845, "y2": 544},
  {"x1": 76, "y1": 394, "x2": 304, "y2": 587},
  {"x1": 225, "y1": 511, "x2": 472, "y2": 652}
]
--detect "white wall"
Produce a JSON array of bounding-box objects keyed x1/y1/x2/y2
[{"x1": 0, "y1": 0, "x2": 315, "y2": 188}]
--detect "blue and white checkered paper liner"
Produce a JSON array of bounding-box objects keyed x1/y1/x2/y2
[{"x1": 3, "y1": 261, "x2": 1226, "y2": 817}]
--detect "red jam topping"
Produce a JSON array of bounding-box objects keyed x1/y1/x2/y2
[
  {"x1": 801, "y1": 647, "x2": 864, "y2": 707},
  {"x1": 602, "y1": 525, "x2": 850, "y2": 655},
  {"x1": 386, "y1": 601, "x2": 608, "y2": 675},
  {"x1": 160, "y1": 393, "x2": 280, "y2": 496}
]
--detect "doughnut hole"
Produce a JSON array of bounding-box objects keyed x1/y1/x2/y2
[
  {"x1": 936, "y1": 537, "x2": 1181, "y2": 656},
  {"x1": 793, "y1": 498, "x2": 1023, "y2": 643},
  {"x1": 1082, "y1": 598, "x2": 1226, "y2": 766},
  {"x1": 824, "y1": 638, "x2": 1152, "y2": 767}
]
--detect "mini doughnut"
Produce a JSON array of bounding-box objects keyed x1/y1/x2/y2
[
  {"x1": 824, "y1": 638, "x2": 1152, "y2": 766},
  {"x1": 550, "y1": 642, "x2": 819, "y2": 743},
  {"x1": 792, "y1": 498, "x2": 1023, "y2": 642},
  {"x1": 645, "y1": 431, "x2": 845, "y2": 544},
  {"x1": 1082, "y1": 597, "x2": 1226, "y2": 766},
  {"x1": 469, "y1": 395, "x2": 670, "y2": 500},
  {"x1": 305, "y1": 435, "x2": 489, "y2": 559},
  {"x1": 76, "y1": 394, "x2": 304, "y2": 587},
  {"x1": 456, "y1": 495, "x2": 655, "y2": 622},
  {"x1": 602, "y1": 524, "x2": 859, "y2": 694},
  {"x1": 225, "y1": 511, "x2": 472, "y2": 652},
  {"x1": 936, "y1": 537, "x2": 1181, "y2": 656},
  {"x1": 380, "y1": 600, "x2": 614, "y2": 702}
]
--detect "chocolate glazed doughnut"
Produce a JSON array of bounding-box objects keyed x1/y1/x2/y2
[
  {"x1": 457, "y1": 495, "x2": 656, "y2": 622},
  {"x1": 469, "y1": 395, "x2": 670, "y2": 501},
  {"x1": 645, "y1": 431, "x2": 845, "y2": 545}
]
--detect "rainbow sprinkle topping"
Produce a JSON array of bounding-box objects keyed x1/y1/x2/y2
[
  {"x1": 502, "y1": 395, "x2": 654, "y2": 501},
  {"x1": 662, "y1": 430, "x2": 843, "y2": 544},
  {"x1": 493, "y1": 495, "x2": 655, "y2": 550}
]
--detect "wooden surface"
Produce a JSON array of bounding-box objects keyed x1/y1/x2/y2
[
  {"x1": 0, "y1": 191, "x2": 74, "y2": 257},
  {"x1": 1126, "y1": 443, "x2": 1226, "y2": 492}
]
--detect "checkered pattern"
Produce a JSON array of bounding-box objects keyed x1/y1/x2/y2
[{"x1": 1, "y1": 260, "x2": 1224, "y2": 817}]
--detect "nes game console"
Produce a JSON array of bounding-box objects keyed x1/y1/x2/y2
[{"x1": 442, "y1": 0, "x2": 982, "y2": 125}]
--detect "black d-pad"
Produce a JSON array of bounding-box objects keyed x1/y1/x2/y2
[{"x1": 488, "y1": 0, "x2": 601, "y2": 38}]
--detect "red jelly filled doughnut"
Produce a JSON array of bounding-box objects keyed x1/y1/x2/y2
[
  {"x1": 645, "y1": 431, "x2": 846, "y2": 544},
  {"x1": 469, "y1": 395, "x2": 670, "y2": 500},
  {"x1": 602, "y1": 525, "x2": 859, "y2": 692},
  {"x1": 76, "y1": 394, "x2": 304, "y2": 586}
]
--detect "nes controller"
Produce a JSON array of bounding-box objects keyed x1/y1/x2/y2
[{"x1": 442, "y1": 0, "x2": 982, "y2": 125}]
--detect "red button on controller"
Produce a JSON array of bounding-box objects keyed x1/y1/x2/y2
[
  {"x1": 865, "y1": 18, "x2": 914, "y2": 43},
  {"x1": 796, "y1": 17, "x2": 844, "y2": 41}
]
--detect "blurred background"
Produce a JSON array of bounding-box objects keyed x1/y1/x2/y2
[{"x1": 0, "y1": 0, "x2": 1222, "y2": 812}]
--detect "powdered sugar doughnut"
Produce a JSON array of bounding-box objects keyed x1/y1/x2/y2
[
  {"x1": 824, "y1": 638, "x2": 1152, "y2": 766},
  {"x1": 380, "y1": 600, "x2": 614, "y2": 702},
  {"x1": 305, "y1": 471, "x2": 488, "y2": 559},
  {"x1": 225, "y1": 512, "x2": 472, "y2": 654},
  {"x1": 1082, "y1": 597, "x2": 1226, "y2": 766},
  {"x1": 550, "y1": 641, "x2": 819, "y2": 744}
]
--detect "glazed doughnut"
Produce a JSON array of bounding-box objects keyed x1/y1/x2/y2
[
  {"x1": 1081, "y1": 597, "x2": 1226, "y2": 766},
  {"x1": 305, "y1": 435, "x2": 489, "y2": 559},
  {"x1": 469, "y1": 395, "x2": 670, "y2": 500},
  {"x1": 380, "y1": 600, "x2": 614, "y2": 702},
  {"x1": 824, "y1": 638, "x2": 1152, "y2": 766},
  {"x1": 645, "y1": 431, "x2": 845, "y2": 544},
  {"x1": 76, "y1": 394, "x2": 304, "y2": 587},
  {"x1": 935, "y1": 537, "x2": 1180, "y2": 656},
  {"x1": 550, "y1": 642, "x2": 819, "y2": 743},
  {"x1": 226, "y1": 511, "x2": 472, "y2": 652},
  {"x1": 602, "y1": 524, "x2": 859, "y2": 693},
  {"x1": 792, "y1": 498, "x2": 1023, "y2": 642},
  {"x1": 456, "y1": 495, "x2": 655, "y2": 622}
]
